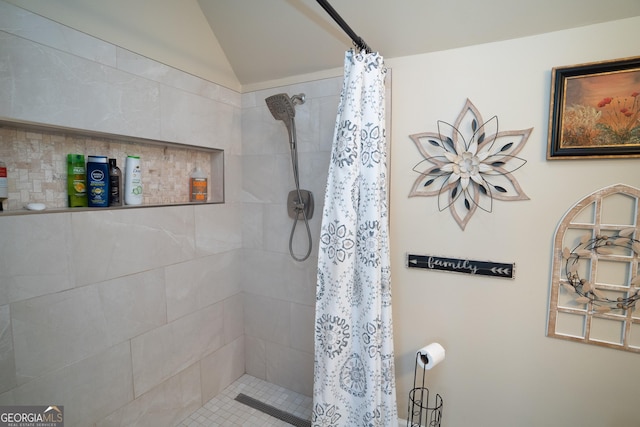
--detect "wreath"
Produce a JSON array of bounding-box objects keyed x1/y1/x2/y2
[{"x1": 562, "y1": 227, "x2": 640, "y2": 313}]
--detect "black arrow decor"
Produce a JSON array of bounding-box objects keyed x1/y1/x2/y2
[{"x1": 407, "y1": 254, "x2": 515, "y2": 279}]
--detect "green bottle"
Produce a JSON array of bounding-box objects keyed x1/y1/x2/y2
[{"x1": 67, "y1": 154, "x2": 88, "y2": 207}]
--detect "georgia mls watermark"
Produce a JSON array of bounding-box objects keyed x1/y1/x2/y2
[{"x1": 0, "y1": 405, "x2": 63, "y2": 427}]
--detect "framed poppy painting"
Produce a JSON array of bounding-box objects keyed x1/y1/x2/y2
[{"x1": 547, "y1": 56, "x2": 640, "y2": 159}]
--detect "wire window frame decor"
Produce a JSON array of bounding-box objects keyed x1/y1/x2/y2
[
  {"x1": 547, "y1": 56, "x2": 640, "y2": 159},
  {"x1": 547, "y1": 183, "x2": 640, "y2": 353}
]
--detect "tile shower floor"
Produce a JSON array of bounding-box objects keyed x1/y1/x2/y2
[{"x1": 176, "y1": 375, "x2": 313, "y2": 427}]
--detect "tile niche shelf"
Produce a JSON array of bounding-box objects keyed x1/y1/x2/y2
[{"x1": 0, "y1": 118, "x2": 224, "y2": 215}]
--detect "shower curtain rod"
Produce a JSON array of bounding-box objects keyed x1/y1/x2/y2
[{"x1": 315, "y1": 0, "x2": 373, "y2": 53}]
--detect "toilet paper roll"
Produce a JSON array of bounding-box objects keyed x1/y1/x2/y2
[{"x1": 416, "y1": 342, "x2": 445, "y2": 370}]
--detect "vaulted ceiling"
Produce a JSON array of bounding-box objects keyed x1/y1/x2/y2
[
  {"x1": 6, "y1": 0, "x2": 640, "y2": 91},
  {"x1": 200, "y1": 0, "x2": 640, "y2": 86}
]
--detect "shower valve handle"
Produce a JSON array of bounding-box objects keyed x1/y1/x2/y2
[{"x1": 287, "y1": 189, "x2": 314, "y2": 220}]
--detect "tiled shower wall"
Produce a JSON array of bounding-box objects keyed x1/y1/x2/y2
[
  {"x1": 0, "y1": 2, "x2": 243, "y2": 426},
  {"x1": 0, "y1": 1, "x2": 346, "y2": 425},
  {"x1": 240, "y1": 82, "x2": 342, "y2": 397},
  {"x1": 239, "y1": 74, "x2": 391, "y2": 398}
]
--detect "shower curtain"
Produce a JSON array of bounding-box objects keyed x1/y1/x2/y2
[{"x1": 313, "y1": 50, "x2": 397, "y2": 426}]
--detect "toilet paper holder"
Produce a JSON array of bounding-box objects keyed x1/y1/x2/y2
[{"x1": 407, "y1": 351, "x2": 443, "y2": 427}]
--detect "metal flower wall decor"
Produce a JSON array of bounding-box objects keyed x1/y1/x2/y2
[{"x1": 410, "y1": 99, "x2": 533, "y2": 230}]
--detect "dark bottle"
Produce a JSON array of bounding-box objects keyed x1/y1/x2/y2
[{"x1": 108, "y1": 158, "x2": 122, "y2": 206}]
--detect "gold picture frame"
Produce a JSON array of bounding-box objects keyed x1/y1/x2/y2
[{"x1": 547, "y1": 56, "x2": 640, "y2": 159}]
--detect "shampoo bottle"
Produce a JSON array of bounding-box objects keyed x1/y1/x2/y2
[
  {"x1": 124, "y1": 155, "x2": 143, "y2": 205},
  {"x1": 87, "y1": 155, "x2": 110, "y2": 207},
  {"x1": 108, "y1": 158, "x2": 122, "y2": 206},
  {"x1": 189, "y1": 167, "x2": 208, "y2": 202},
  {"x1": 67, "y1": 154, "x2": 88, "y2": 208}
]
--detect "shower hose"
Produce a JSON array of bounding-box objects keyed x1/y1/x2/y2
[{"x1": 289, "y1": 142, "x2": 313, "y2": 262}]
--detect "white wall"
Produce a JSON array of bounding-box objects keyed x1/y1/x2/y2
[{"x1": 387, "y1": 17, "x2": 640, "y2": 427}]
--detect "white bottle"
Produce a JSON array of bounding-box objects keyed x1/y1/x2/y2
[{"x1": 124, "y1": 155, "x2": 143, "y2": 205}]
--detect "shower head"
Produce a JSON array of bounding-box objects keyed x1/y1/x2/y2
[
  {"x1": 265, "y1": 93, "x2": 305, "y2": 122},
  {"x1": 266, "y1": 93, "x2": 295, "y2": 122},
  {"x1": 265, "y1": 93, "x2": 305, "y2": 147}
]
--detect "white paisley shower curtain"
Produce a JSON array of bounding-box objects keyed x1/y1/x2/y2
[{"x1": 313, "y1": 50, "x2": 397, "y2": 426}]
